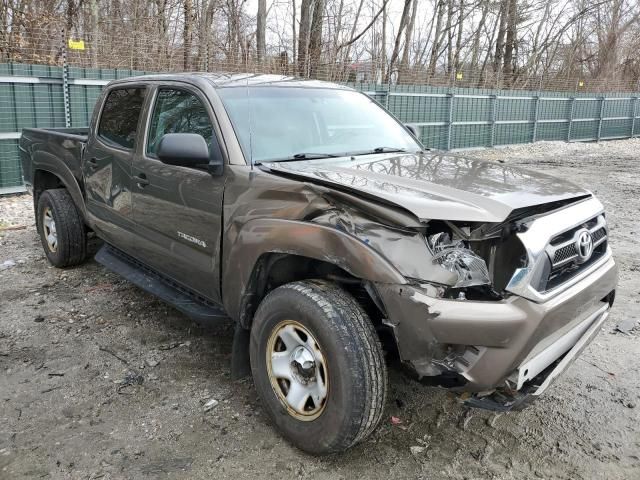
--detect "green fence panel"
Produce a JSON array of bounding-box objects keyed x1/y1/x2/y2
[
  {"x1": 536, "y1": 122, "x2": 569, "y2": 141},
  {"x1": 497, "y1": 97, "x2": 536, "y2": 122},
  {"x1": 3, "y1": 62, "x2": 640, "y2": 191},
  {"x1": 495, "y1": 123, "x2": 532, "y2": 146},
  {"x1": 0, "y1": 140, "x2": 21, "y2": 189},
  {"x1": 421, "y1": 125, "x2": 448, "y2": 150},
  {"x1": 571, "y1": 120, "x2": 599, "y2": 141},
  {"x1": 452, "y1": 124, "x2": 491, "y2": 149}
]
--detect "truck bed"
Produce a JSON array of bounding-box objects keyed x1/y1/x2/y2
[{"x1": 20, "y1": 127, "x2": 89, "y2": 188}]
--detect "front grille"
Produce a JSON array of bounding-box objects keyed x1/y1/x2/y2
[
  {"x1": 553, "y1": 244, "x2": 577, "y2": 264},
  {"x1": 542, "y1": 215, "x2": 608, "y2": 291}
]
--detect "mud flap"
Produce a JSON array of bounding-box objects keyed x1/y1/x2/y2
[{"x1": 231, "y1": 323, "x2": 251, "y2": 380}]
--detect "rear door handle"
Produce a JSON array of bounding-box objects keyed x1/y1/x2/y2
[
  {"x1": 134, "y1": 173, "x2": 149, "y2": 187},
  {"x1": 87, "y1": 157, "x2": 98, "y2": 170}
]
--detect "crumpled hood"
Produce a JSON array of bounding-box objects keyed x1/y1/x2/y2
[{"x1": 262, "y1": 152, "x2": 590, "y2": 223}]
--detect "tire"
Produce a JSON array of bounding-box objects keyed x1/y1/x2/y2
[
  {"x1": 36, "y1": 189, "x2": 87, "y2": 268},
  {"x1": 250, "y1": 279, "x2": 387, "y2": 454}
]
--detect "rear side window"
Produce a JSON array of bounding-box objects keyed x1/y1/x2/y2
[
  {"x1": 98, "y1": 88, "x2": 146, "y2": 149},
  {"x1": 146, "y1": 88, "x2": 214, "y2": 157}
]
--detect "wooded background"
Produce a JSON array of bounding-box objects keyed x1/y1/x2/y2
[{"x1": 1, "y1": 0, "x2": 640, "y2": 91}]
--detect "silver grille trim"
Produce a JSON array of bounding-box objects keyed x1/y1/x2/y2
[
  {"x1": 546, "y1": 215, "x2": 607, "y2": 269},
  {"x1": 505, "y1": 196, "x2": 611, "y2": 303}
]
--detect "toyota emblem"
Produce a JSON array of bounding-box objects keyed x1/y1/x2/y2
[{"x1": 575, "y1": 230, "x2": 594, "y2": 263}]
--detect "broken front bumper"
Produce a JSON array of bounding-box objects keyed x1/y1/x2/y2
[{"x1": 376, "y1": 252, "x2": 618, "y2": 408}]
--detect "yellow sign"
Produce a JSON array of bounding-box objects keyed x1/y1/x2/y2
[
  {"x1": 68, "y1": 39, "x2": 85, "y2": 50},
  {"x1": 456, "y1": 72, "x2": 463, "y2": 80},
  {"x1": 578, "y1": 80, "x2": 584, "y2": 87}
]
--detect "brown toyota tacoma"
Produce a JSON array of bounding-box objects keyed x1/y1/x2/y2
[{"x1": 20, "y1": 73, "x2": 618, "y2": 454}]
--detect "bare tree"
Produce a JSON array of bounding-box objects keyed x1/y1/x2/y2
[
  {"x1": 308, "y1": 0, "x2": 325, "y2": 77},
  {"x1": 183, "y1": 0, "x2": 193, "y2": 70},
  {"x1": 256, "y1": 0, "x2": 266, "y2": 62},
  {"x1": 387, "y1": 0, "x2": 412, "y2": 82},
  {"x1": 298, "y1": 0, "x2": 312, "y2": 75}
]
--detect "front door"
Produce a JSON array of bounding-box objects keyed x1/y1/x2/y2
[
  {"x1": 83, "y1": 86, "x2": 147, "y2": 250},
  {"x1": 131, "y1": 86, "x2": 226, "y2": 302}
]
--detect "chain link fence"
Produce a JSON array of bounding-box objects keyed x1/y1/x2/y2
[
  {"x1": 3, "y1": 21, "x2": 640, "y2": 92},
  {"x1": 1, "y1": 27, "x2": 640, "y2": 192}
]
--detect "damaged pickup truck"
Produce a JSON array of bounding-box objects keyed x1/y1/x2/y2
[{"x1": 20, "y1": 73, "x2": 617, "y2": 454}]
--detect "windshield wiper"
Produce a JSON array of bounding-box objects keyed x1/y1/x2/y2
[
  {"x1": 266, "y1": 152, "x2": 342, "y2": 162},
  {"x1": 292, "y1": 152, "x2": 341, "y2": 159},
  {"x1": 372, "y1": 147, "x2": 408, "y2": 154},
  {"x1": 345, "y1": 147, "x2": 410, "y2": 157}
]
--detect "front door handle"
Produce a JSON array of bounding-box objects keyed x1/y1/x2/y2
[{"x1": 134, "y1": 173, "x2": 150, "y2": 187}]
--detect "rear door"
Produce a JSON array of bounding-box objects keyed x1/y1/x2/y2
[
  {"x1": 83, "y1": 86, "x2": 147, "y2": 249},
  {"x1": 130, "y1": 84, "x2": 226, "y2": 302}
]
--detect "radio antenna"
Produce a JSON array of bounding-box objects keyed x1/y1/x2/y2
[{"x1": 246, "y1": 75, "x2": 254, "y2": 170}]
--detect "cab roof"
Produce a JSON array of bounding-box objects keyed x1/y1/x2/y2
[{"x1": 110, "y1": 72, "x2": 354, "y2": 90}]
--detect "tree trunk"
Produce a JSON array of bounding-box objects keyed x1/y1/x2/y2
[
  {"x1": 308, "y1": 0, "x2": 325, "y2": 78},
  {"x1": 399, "y1": 0, "x2": 418, "y2": 81},
  {"x1": 381, "y1": 2, "x2": 387, "y2": 82},
  {"x1": 386, "y1": 0, "x2": 412, "y2": 83},
  {"x1": 503, "y1": 0, "x2": 517, "y2": 80},
  {"x1": 470, "y1": 0, "x2": 489, "y2": 71},
  {"x1": 256, "y1": 0, "x2": 266, "y2": 63},
  {"x1": 445, "y1": 0, "x2": 453, "y2": 74},
  {"x1": 428, "y1": 0, "x2": 445, "y2": 76},
  {"x1": 453, "y1": 0, "x2": 464, "y2": 74},
  {"x1": 493, "y1": 0, "x2": 508, "y2": 75},
  {"x1": 90, "y1": 0, "x2": 99, "y2": 68},
  {"x1": 183, "y1": 0, "x2": 193, "y2": 70},
  {"x1": 298, "y1": 0, "x2": 312, "y2": 75},
  {"x1": 292, "y1": 0, "x2": 297, "y2": 68}
]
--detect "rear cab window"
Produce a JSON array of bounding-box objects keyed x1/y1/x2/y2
[{"x1": 98, "y1": 88, "x2": 147, "y2": 149}]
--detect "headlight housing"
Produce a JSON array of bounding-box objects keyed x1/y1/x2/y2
[{"x1": 428, "y1": 232, "x2": 491, "y2": 288}]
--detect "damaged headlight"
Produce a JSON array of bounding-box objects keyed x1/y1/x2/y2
[{"x1": 427, "y1": 232, "x2": 490, "y2": 287}]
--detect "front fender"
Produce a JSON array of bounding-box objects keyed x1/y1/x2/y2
[{"x1": 222, "y1": 218, "x2": 406, "y2": 323}]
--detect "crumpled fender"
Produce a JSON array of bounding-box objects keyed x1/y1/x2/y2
[{"x1": 222, "y1": 217, "x2": 407, "y2": 324}]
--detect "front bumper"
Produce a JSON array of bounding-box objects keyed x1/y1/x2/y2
[{"x1": 376, "y1": 252, "x2": 618, "y2": 398}]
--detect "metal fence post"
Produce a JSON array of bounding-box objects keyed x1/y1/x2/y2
[
  {"x1": 596, "y1": 96, "x2": 605, "y2": 142},
  {"x1": 631, "y1": 97, "x2": 638, "y2": 137},
  {"x1": 61, "y1": 29, "x2": 71, "y2": 128},
  {"x1": 567, "y1": 97, "x2": 575, "y2": 142},
  {"x1": 447, "y1": 93, "x2": 454, "y2": 150},
  {"x1": 532, "y1": 95, "x2": 540, "y2": 143},
  {"x1": 489, "y1": 94, "x2": 497, "y2": 147}
]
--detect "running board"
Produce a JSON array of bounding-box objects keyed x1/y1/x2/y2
[{"x1": 95, "y1": 244, "x2": 229, "y2": 324}]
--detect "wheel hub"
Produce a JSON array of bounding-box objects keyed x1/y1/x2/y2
[
  {"x1": 290, "y1": 346, "x2": 316, "y2": 382},
  {"x1": 42, "y1": 207, "x2": 58, "y2": 252},
  {"x1": 266, "y1": 320, "x2": 329, "y2": 421}
]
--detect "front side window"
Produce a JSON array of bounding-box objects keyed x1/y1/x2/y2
[
  {"x1": 98, "y1": 88, "x2": 146, "y2": 149},
  {"x1": 147, "y1": 88, "x2": 214, "y2": 157}
]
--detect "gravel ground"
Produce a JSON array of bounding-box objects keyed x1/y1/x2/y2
[{"x1": 1, "y1": 140, "x2": 639, "y2": 480}]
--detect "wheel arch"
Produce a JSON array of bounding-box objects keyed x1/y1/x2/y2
[
  {"x1": 222, "y1": 218, "x2": 404, "y2": 329},
  {"x1": 31, "y1": 153, "x2": 86, "y2": 221}
]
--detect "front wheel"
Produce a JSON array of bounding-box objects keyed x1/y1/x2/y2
[{"x1": 250, "y1": 280, "x2": 387, "y2": 454}]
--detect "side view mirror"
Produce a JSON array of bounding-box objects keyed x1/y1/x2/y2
[
  {"x1": 157, "y1": 133, "x2": 224, "y2": 176},
  {"x1": 405, "y1": 124, "x2": 418, "y2": 138}
]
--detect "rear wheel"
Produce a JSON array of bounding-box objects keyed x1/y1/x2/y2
[
  {"x1": 36, "y1": 189, "x2": 87, "y2": 268},
  {"x1": 250, "y1": 280, "x2": 387, "y2": 454}
]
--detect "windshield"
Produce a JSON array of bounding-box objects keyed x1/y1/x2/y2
[{"x1": 217, "y1": 86, "x2": 422, "y2": 163}]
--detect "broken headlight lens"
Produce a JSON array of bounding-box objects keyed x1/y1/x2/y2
[{"x1": 428, "y1": 232, "x2": 491, "y2": 288}]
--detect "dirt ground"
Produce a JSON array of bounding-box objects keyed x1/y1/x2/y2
[{"x1": 1, "y1": 140, "x2": 639, "y2": 480}]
